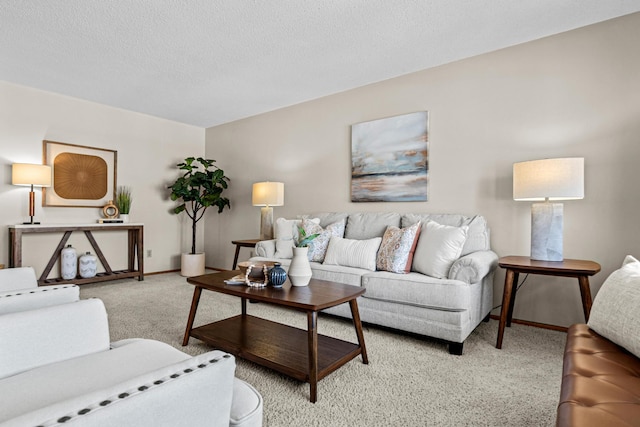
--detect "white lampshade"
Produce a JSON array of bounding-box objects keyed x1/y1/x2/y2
[
  {"x1": 12, "y1": 163, "x2": 52, "y2": 187},
  {"x1": 252, "y1": 182, "x2": 284, "y2": 207},
  {"x1": 513, "y1": 158, "x2": 584, "y2": 201},
  {"x1": 513, "y1": 157, "x2": 584, "y2": 262}
]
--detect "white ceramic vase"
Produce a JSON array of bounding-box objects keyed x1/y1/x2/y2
[
  {"x1": 79, "y1": 252, "x2": 97, "y2": 279},
  {"x1": 289, "y1": 246, "x2": 312, "y2": 286},
  {"x1": 60, "y1": 244, "x2": 77, "y2": 280},
  {"x1": 181, "y1": 253, "x2": 205, "y2": 277},
  {"x1": 119, "y1": 214, "x2": 130, "y2": 223}
]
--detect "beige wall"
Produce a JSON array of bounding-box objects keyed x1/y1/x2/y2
[
  {"x1": 205, "y1": 13, "x2": 640, "y2": 327},
  {"x1": 0, "y1": 82, "x2": 205, "y2": 275}
]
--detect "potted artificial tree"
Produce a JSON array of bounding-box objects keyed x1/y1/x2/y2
[{"x1": 169, "y1": 157, "x2": 230, "y2": 276}]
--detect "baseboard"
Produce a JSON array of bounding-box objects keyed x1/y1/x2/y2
[{"x1": 489, "y1": 314, "x2": 568, "y2": 333}]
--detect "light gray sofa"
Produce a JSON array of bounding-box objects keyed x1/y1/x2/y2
[
  {"x1": 0, "y1": 299, "x2": 263, "y2": 427},
  {"x1": 251, "y1": 212, "x2": 498, "y2": 355}
]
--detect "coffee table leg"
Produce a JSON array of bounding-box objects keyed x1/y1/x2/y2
[
  {"x1": 349, "y1": 299, "x2": 368, "y2": 364},
  {"x1": 307, "y1": 311, "x2": 318, "y2": 403},
  {"x1": 578, "y1": 276, "x2": 593, "y2": 322},
  {"x1": 182, "y1": 286, "x2": 202, "y2": 346}
]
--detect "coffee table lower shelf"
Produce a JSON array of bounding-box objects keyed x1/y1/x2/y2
[{"x1": 190, "y1": 314, "x2": 362, "y2": 383}]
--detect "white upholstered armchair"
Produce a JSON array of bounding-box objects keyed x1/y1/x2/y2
[{"x1": 0, "y1": 267, "x2": 79, "y2": 315}]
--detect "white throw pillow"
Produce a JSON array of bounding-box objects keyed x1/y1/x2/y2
[
  {"x1": 323, "y1": 236, "x2": 382, "y2": 271},
  {"x1": 412, "y1": 220, "x2": 468, "y2": 279},
  {"x1": 274, "y1": 217, "x2": 319, "y2": 259},
  {"x1": 588, "y1": 255, "x2": 640, "y2": 358}
]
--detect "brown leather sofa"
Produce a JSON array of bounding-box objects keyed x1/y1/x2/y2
[{"x1": 557, "y1": 323, "x2": 640, "y2": 426}]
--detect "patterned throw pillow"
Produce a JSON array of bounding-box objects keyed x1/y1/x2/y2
[
  {"x1": 376, "y1": 222, "x2": 421, "y2": 273},
  {"x1": 301, "y1": 218, "x2": 346, "y2": 262}
]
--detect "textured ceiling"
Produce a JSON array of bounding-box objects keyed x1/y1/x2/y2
[{"x1": 1, "y1": 1, "x2": 639, "y2": 128}]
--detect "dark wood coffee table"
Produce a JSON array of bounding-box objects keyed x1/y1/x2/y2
[{"x1": 182, "y1": 270, "x2": 368, "y2": 403}]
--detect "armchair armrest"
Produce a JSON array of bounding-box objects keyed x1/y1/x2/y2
[
  {"x1": 0, "y1": 299, "x2": 110, "y2": 379},
  {"x1": 0, "y1": 267, "x2": 38, "y2": 292},
  {"x1": 254, "y1": 240, "x2": 276, "y2": 258},
  {"x1": 448, "y1": 250, "x2": 499, "y2": 284},
  {"x1": 0, "y1": 284, "x2": 80, "y2": 315}
]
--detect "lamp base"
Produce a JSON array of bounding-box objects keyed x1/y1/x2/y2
[
  {"x1": 259, "y1": 206, "x2": 274, "y2": 240},
  {"x1": 531, "y1": 202, "x2": 563, "y2": 261}
]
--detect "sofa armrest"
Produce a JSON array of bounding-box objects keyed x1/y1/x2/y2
[
  {"x1": 0, "y1": 299, "x2": 110, "y2": 379},
  {"x1": 0, "y1": 284, "x2": 80, "y2": 315},
  {"x1": 448, "y1": 250, "x2": 499, "y2": 284},
  {"x1": 2, "y1": 351, "x2": 240, "y2": 427},
  {"x1": 254, "y1": 240, "x2": 276, "y2": 258}
]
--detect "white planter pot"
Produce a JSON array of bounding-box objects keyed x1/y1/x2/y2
[
  {"x1": 181, "y1": 253, "x2": 205, "y2": 277},
  {"x1": 288, "y1": 247, "x2": 312, "y2": 286},
  {"x1": 119, "y1": 214, "x2": 130, "y2": 223}
]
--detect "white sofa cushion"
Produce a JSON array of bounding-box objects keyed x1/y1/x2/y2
[
  {"x1": 273, "y1": 217, "x2": 319, "y2": 259},
  {"x1": 402, "y1": 214, "x2": 489, "y2": 256},
  {"x1": 412, "y1": 221, "x2": 468, "y2": 279},
  {"x1": 323, "y1": 236, "x2": 382, "y2": 271},
  {"x1": 0, "y1": 299, "x2": 110, "y2": 379},
  {"x1": 344, "y1": 212, "x2": 401, "y2": 240},
  {"x1": 588, "y1": 255, "x2": 640, "y2": 358},
  {"x1": 361, "y1": 271, "x2": 471, "y2": 311}
]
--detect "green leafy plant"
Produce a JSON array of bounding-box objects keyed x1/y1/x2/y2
[
  {"x1": 116, "y1": 186, "x2": 132, "y2": 215},
  {"x1": 168, "y1": 157, "x2": 230, "y2": 254},
  {"x1": 296, "y1": 225, "x2": 319, "y2": 248}
]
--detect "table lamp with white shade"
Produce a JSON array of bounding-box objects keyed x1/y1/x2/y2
[
  {"x1": 252, "y1": 181, "x2": 284, "y2": 240},
  {"x1": 12, "y1": 163, "x2": 52, "y2": 225},
  {"x1": 513, "y1": 157, "x2": 584, "y2": 262}
]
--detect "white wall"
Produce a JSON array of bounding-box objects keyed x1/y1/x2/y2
[
  {"x1": 0, "y1": 82, "x2": 204, "y2": 275},
  {"x1": 205, "y1": 13, "x2": 640, "y2": 327}
]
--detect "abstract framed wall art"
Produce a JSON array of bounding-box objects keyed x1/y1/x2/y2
[
  {"x1": 351, "y1": 111, "x2": 428, "y2": 202},
  {"x1": 43, "y1": 140, "x2": 117, "y2": 207}
]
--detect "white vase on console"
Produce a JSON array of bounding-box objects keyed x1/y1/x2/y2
[{"x1": 289, "y1": 246, "x2": 312, "y2": 286}]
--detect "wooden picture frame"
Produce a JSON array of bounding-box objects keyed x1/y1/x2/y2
[{"x1": 43, "y1": 140, "x2": 117, "y2": 207}]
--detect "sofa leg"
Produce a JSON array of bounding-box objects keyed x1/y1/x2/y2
[
  {"x1": 448, "y1": 342, "x2": 463, "y2": 355},
  {"x1": 483, "y1": 313, "x2": 491, "y2": 322}
]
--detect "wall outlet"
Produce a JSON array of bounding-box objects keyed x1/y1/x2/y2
[{"x1": 146, "y1": 250, "x2": 152, "y2": 258}]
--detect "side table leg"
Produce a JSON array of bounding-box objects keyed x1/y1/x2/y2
[
  {"x1": 349, "y1": 299, "x2": 369, "y2": 364},
  {"x1": 232, "y1": 244, "x2": 241, "y2": 270},
  {"x1": 182, "y1": 287, "x2": 202, "y2": 346},
  {"x1": 577, "y1": 276, "x2": 593, "y2": 322},
  {"x1": 496, "y1": 269, "x2": 515, "y2": 349},
  {"x1": 307, "y1": 311, "x2": 319, "y2": 403},
  {"x1": 506, "y1": 272, "x2": 519, "y2": 327}
]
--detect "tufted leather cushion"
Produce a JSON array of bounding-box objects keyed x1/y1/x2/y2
[{"x1": 557, "y1": 324, "x2": 640, "y2": 427}]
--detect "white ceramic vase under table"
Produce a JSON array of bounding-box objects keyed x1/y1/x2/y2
[
  {"x1": 181, "y1": 253, "x2": 205, "y2": 277},
  {"x1": 288, "y1": 246, "x2": 312, "y2": 286}
]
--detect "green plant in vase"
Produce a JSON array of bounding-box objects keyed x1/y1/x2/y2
[
  {"x1": 116, "y1": 186, "x2": 132, "y2": 216},
  {"x1": 296, "y1": 225, "x2": 319, "y2": 247}
]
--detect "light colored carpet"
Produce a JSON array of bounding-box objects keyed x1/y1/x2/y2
[{"x1": 80, "y1": 273, "x2": 565, "y2": 427}]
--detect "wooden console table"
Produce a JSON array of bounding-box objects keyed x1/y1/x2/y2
[{"x1": 8, "y1": 223, "x2": 144, "y2": 286}]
